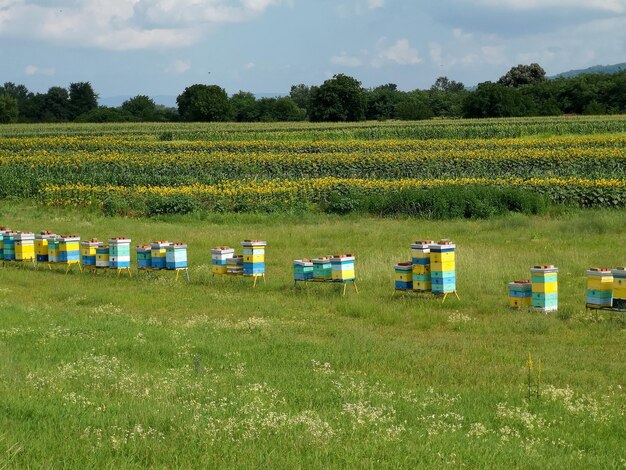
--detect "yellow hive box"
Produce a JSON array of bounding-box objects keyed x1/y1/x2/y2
[
  {"x1": 15, "y1": 247, "x2": 35, "y2": 260},
  {"x1": 212, "y1": 265, "x2": 228, "y2": 275},
  {"x1": 510, "y1": 297, "x2": 532, "y2": 308},
  {"x1": 81, "y1": 246, "x2": 98, "y2": 256},
  {"x1": 244, "y1": 254, "x2": 265, "y2": 263},
  {"x1": 332, "y1": 270, "x2": 355, "y2": 281},
  {"x1": 430, "y1": 252, "x2": 455, "y2": 263},
  {"x1": 614, "y1": 278, "x2": 626, "y2": 288},
  {"x1": 431, "y1": 260, "x2": 455, "y2": 272},
  {"x1": 613, "y1": 287, "x2": 626, "y2": 299},
  {"x1": 532, "y1": 282, "x2": 558, "y2": 294},
  {"x1": 587, "y1": 278, "x2": 613, "y2": 290},
  {"x1": 412, "y1": 264, "x2": 430, "y2": 275},
  {"x1": 411, "y1": 251, "x2": 431, "y2": 259},
  {"x1": 60, "y1": 242, "x2": 79, "y2": 252},
  {"x1": 414, "y1": 281, "x2": 432, "y2": 291},
  {"x1": 395, "y1": 272, "x2": 412, "y2": 282},
  {"x1": 35, "y1": 240, "x2": 48, "y2": 256}
]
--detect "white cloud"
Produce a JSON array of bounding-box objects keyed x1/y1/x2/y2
[
  {"x1": 0, "y1": 0, "x2": 284, "y2": 50},
  {"x1": 368, "y1": 0, "x2": 385, "y2": 9},
  {"x1": 331, "y1": 53, "x2": 363, "y2": 67},
  {"x1": 24, "y1": 64, "x2": 55, "y2": 76},
  {"x1": 475, "y1": 0, "x2": 626, "y2": 13},
  {"x1": 372, "y1": 38, "x2": 421, "y2": 67},
  {"x1": 243, "y1": 62, "x2": 255, "y2": 70},
  {"x1": 165, "y1": 59, "x2": 191, "y2": 75},
  {"x1": 429, "y1": 43, "x2": 443, "y2": 64}
]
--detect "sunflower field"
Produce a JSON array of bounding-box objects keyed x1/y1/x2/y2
[{"x1": 1, "y1": 116, "x2": 625, "y2": 217}]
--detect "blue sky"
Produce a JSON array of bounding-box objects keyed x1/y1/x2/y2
[{"x1": 1, "y1": 0, "x2": 625, "y2": 101}]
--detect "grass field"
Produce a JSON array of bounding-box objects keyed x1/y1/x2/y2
[{"x1": 1, "y1": 202, "x2": 625, "y2": 468}]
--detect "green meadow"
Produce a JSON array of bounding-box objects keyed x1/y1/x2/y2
[{"x1": 1, "y1": 202, "x2": 624, "y2": 468}]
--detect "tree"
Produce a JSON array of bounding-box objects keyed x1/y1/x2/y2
[
  {"x1": 121, "y1": 95, "x2": 158, "y2": 121},
  {"x1": 365, "y1": 84, "x2": 402, "y2": 120},
  {"x1": 462, "y1": 82, "x2": 533, "y2": 118},
  {"x1": 308, "y1": 74, "x2": 365, "y2": 122},
  {"x1": 289, "y1": 84, "x2": 311, "y2": 113},
  {"x1": 396, "y1": 91, "x2": 433, "y2": 120},
  {"x1": 230, "y1": 91, "x2": 259, "y2": 122},
  {"x1": 44, "y1": 86, "x2": 70, "y2": 121},
  {"x1": 0, "y1": 94, "x2": 19, "y2": 123},
  {"x1": 69, "y1": 82, "x2": 98, "y2": 119},
  {"x1": 177, "y1": 84, "x2": 231, "y2": 122},
  {"x1": 498, "y1": 63, "x2": 546, "y2": 88},
  {"x1": 430, "y1": 76, "x2": 465, "y2": 93}
]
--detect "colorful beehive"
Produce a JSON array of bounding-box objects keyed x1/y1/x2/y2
[
  {"x1": 530, "y1": 265, "x2": 558, "y2": 312},
  {"x1": 136, "y1": 245, "x2": 152, "y2": 270},
  {"x1": 95, "y1": 245, "x2": 110, "y2": 268},
  {"x1": 14, "y1": 232, "x2": 35, "y2": 262},
  {"x1": 2, "y1": 231, "x2": 16, "y2": 261},
  {"x1": 395, "y1": 262, "x2": 413, "y2": 291},
  {"x1": 312, "y1": 257, "x2": 332, "y2": 280},
  {"x1": 586, "y1": 268, "x2": 613, "y2": 308},
  {"x1": 241, "y1": 240, "x2": 266, "y2": 276},
  {"x1": 226, "y1": 255, "x2": 244, "y2": 275},
  {"x1": 151, "y1": 241, "x2": 171, "y2": 270},
  {"x1": 430, "y1": 240, "x2": 456, "y2": 294},
  {"x1": 109, "y1": 238, "x2": 131, "y2": 269},
  {"x1": 331, "y1": 254, "x2": 355, "y2": 281},
  {"x1": 35, "y1": 231, "x2": 57, "y2": 263},
  {"x1": 0, "y1": 227, "x2": 10, "y2": 258},
  {"x1": 612, "y1": 267, "x2": 626, "y2": 309},
  {"x1": 81, "y1": 239, "x2": 102, "y2": 267},
  {"x1": 211, "y1": 246, "x2": 234, "y2": 275},
  {"x1": 508, "y1": 280, "x2": 532, "y2": 308},
  {"x1": 48, "y1": 238, "x2": 61, "y2": 263},
  {"x1": 166, "y1": 243, "x2": 188, "y2": 270},
  {"x1": 411, "y1": 240, "x2": 433, "y2": 292},
  {"x1": 294, "y1": 259, "x2": 314, "y2": 281},
  {"x1": 58, "y1": 236, "x2": 80, "y2": 264}
]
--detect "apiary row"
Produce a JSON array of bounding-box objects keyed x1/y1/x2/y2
[
  {"x1": 293, "y1": 255, "x2": 356, "y2": 282},
  {"x1": 211, "y1": 241, "x2": 266, "y2": 277}
]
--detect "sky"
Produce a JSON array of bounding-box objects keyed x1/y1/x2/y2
[{"x1": 1, "y1": 0, "x2": 625, "y2": 102}]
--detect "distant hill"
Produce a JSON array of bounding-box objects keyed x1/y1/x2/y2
[{"x1": 551, "y1": 62, "x2": 626, "y2": 79}]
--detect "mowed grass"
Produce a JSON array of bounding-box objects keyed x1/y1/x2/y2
[{"x1": 0, "y1": 202, "x2": 625, "y2": 468}]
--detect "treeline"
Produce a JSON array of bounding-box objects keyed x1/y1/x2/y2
[{"x1": 1, "y1": 64, "x2": 625, "y2": 124}]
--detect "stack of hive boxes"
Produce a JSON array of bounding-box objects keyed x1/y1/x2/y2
[
  {"x1": 226, "y1": 255, "x2": 243, "y2": 275},
  {"x1": 331, "y1": 255, "x2": 355, "y2": 282},
  {"x1": 508, "y1": 280, "x2": 532, "y2": 308},
  {"x1": 109, "y1": 238, "x2": 131, "y2": 269},
  {"x1": 48, "y1": 237, "x2": 61, "y2": 263},
  {"x1": 211, "y1": 246, "x2": 234, "y2": 275},
  {"x1": 58, "y1": 236, "x2": 80, "y2": 265},
  {"x1": 3, "y1": 231, "x2": 16, "y2": 261},
  {"x1": 586, "y1": 268, "x2": 613, "y2": 309},
  {"x1": 241, "y1": 240, "x2": 266, "y2": 276},
  {"x1": 35, "y1": 231, "x2": 57, "y2": 263},
  {"x1": 166, "y1": 243, "x2": 188, "y2": 270},
  {"x1": 81, "y1": 239, "x2": 102, "y2": 268},
  {"x1": 530, "y1": 265, "x2": 558, "y2": 312},
  {"x1": 394, "y1": 262, "x2": 413, "y2": 291},
  {"x1": 136, "y1": 245, "x2": 152, "y2": 270},
  {"x1": 151, "y1": 241, "x2": 170, "y2": 270},
  {"x1": 0, "y1": 227, "x2": 8, "y2": 257},
  {"x1": 95, "y1": 244, "x2": 109, "y2": 268},
  {"x1": 430, "y1": 240, "x2": 456, "y2": 295},
  {"x1": 612, "y1": 268, "x2": 626, "y2": 309},
  {"x1": 0, "y1": 227, "x2": 9, "y2": 259},
  {"x1": 293, "y1": 259, "x2": 314, "y2": 281},
  {"x1": 411, "y1": 241, "x2": 433, "y2": 292},
  {"x1": 14, "y1": 232, "x2": 35, "y2": 263},
  {"x1": 312, "y1": 257, "x2": 332, "y2": 281}
]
